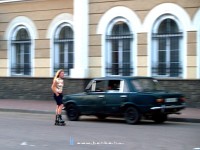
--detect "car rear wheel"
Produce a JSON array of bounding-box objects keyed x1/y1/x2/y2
[
  {"x1": 66, "y1": 104, "x2": 80, "y2": 121},
  {"x1": 124, "y1": 106, "x2": 140, "y2": 124},
  {"x1": 96, "y1": 115, "x2": 107, "y2": 120},
  {"x1": 153, "y1": 113, "x2": 167, "y2": 123}
]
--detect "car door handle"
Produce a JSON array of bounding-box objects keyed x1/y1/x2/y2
[
  {"x1": 98, "y1": 95, "x2": 105, "y2": 98},
  {"x1": 120, "y1": 95, "x2": 127, "y2": 98}
]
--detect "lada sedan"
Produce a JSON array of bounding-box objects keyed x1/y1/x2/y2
[{"x1": 63, "y1": 76, "x2": 186, "y2": 124}]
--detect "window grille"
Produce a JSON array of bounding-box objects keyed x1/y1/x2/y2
[
  {"x1": 106, "y1": 21, "x2": 133, "y2": 76},
  {"x1": 54, "y1": 26, "x2": 74, "y2": 76},
  {"x1": 11, "y1": 28, "x2": 31, "y2": 76},
  {"x1": 152, "y1": 19, "x2": 183, "y2": 77}
]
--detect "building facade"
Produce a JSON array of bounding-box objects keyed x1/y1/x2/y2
[
  {"x1": 0, "y1": 0, "x2": 200, "y2": 106},
  {"x1": 0, "y1": 0, "x2": 199, "y2": 79}
]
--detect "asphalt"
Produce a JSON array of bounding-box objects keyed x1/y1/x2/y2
[{"x1": 0, "y1": 99, "x2": 200, "y2": 123}]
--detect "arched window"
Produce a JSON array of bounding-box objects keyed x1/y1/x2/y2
[
  {"x1": 54, "y1": 23, "x2": 74, "y2": 76},
  {"x1": 11, "y1": 26, "x2": 31, "y2": 75},
  {"x1": 106, "y1": 20, "x2": 133, "y2": 76},
  {"x1": 152, "y1": 17, "x2": 183, "y2": 77}
]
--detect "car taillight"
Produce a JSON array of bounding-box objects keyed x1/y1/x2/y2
[
  {"x1": 156, "y1": 98, "x2": 164, "y2": 103},
  {"x1": 179, "y1": 97, "x2": 186, "y2": 102}
]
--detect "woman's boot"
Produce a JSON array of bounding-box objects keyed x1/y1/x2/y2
[
  {"x1": 54, "y1": 115, "x2": 59, "y2": 125},
  {"x1": 58, "y1": 115, "x2": 65, "y2": 124}
]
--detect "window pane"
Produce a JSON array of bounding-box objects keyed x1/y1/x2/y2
[
  {"x1": 122, "y1": 39, "x2": 131, "y2": 76},
  {"x1": 24, "y1": 44, "x2": 30, "y2": 63},
  {"x1": 108, "y1": 80, "x2": 120, "y2": 91},
  {"x1": 16, "y1": 28, "x2": 29, "y2": 40},
  {"x1": 123, "y1": 39, "x2": 130, "y2": 63},
  {"x1": 54, "y1": 25, "x2": 74, "y2": 76},
  {"x1": 106, "y1": 21, "x2": 133, "y2": 76},
  {"x1": 95, "y1": 80, "x2": 107, "y2": 92},
  {"x1": 68, "y1": 42, "x2": 74, "y2": 69},
  {"x1": 59, "y1": 26, "x2": 73, "y2": 39},
  {"x1": 158, "y1": 38, "x2": 167, "y2": 75},
  {"x1": 158, "y1": 19, "x2": 178, "y2": 34},
  {"x1": 59, "y1": 43, "x2": 65, "y2": 64},
  {"x1": 152, "y1": 17, "x2": 182, "y2": 77},
  {"x1": 158, "y1": 38, "x2": 166, "y2": 50},
  {"x1": 111, "y1": 39, "x2": 119, "y2": 75},
  {"x1": 170, "y1": 63, "x2": 179, "y2": 77},
  {"x1": 16, "y1": 45, "x2": 21, "y2": 65},
  {"x1": 158, "y1": 51, "x2": 166, "y2": 63},
  {"x1": 158, "y1": 63, "x2": 166, "y2": 75},
  {"x1": 170, "y1": 50, "x2": 179, "y2": 62},
  {"x1": 68, "y1": 41, "x2": 73, "y2": 53},
  {"x1": 11, "y1": 28, "x2": 31, "y2": 76}
]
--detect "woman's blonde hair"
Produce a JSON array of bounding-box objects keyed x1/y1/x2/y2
[{"x1": 53, "y1": 69, "x2": 64, "y2": 82}]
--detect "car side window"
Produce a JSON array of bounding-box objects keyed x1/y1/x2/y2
[
  {"x1": 87, "y1": 79, "x2": 130, "y2": 93},
  {"x1": 107, "y1": 80, "x2": 121, "y2": 92},
  {"x1": 91, "y1": 80, "x2": 107, "y2": 92}
]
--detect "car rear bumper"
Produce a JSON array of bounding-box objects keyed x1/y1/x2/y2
[
  {"x1": 150, "y1": 104, "x2": 186, "y2": 114},
  {"x1": 150, "y1": 104, "x2": 186, "y2": 110}
]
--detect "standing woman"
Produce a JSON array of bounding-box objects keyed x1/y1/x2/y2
[{"x1": 51, "y1": 69, "x2": 66, "y2": 126}]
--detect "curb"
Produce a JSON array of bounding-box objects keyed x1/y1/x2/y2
[{"x1": 168, "y1": 117, "x2": 200, "y2": 123}]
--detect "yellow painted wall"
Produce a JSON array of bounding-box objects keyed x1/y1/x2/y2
[{"x1": 0, "y1": 0, "x2": 73, "y2": 77}]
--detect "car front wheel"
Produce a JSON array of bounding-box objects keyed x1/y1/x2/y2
[
  {"x1": 124, "y1": 106, "x2": 140, "y2": 124},
  {"x1": 66, "y1": 104, "x2": 80, "y2": 121}
]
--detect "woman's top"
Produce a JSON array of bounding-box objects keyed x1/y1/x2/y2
[{"x1": 55, "y1": 78, "x2": 64, "y2": 93}]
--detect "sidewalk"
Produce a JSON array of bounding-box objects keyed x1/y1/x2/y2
[
  {"x1": 0, "y1": 99, "x2": 55, "y2": 114},
  {"x1": 0, "y1": 99, "x2": 200, "y2": 123}
]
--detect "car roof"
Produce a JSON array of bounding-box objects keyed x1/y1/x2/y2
[{"x1": 93, "y1": 76, "x2": 154, "y2": 80}]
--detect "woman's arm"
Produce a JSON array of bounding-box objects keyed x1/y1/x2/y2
[{"x1": 51, "y1": 80, "x2": 59, "y2": 96}]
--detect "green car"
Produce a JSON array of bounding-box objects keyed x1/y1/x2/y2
[{"x1": 63, "y1": 76, "x2": 186, "y2": 124}]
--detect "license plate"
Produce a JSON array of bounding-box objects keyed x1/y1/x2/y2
[{"x1": 165, "y1": 98, "x2": 177, "y2": 102}]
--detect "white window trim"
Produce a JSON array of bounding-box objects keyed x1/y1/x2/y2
[
  {"x1": 152, "y1": 15, "x2": 184, "y2": 78},
  {"x1": 0, "y1": 0, "x2": 25, "y2": 3},
  {"x1": 143, "y1": 3, "x2": 193, "y2": 79},
  {"x1": 53, "y1": 23, "x2": 74, "y2": 76},
  {"x1": 193, "y1": 8, "x2": 200, "y2": 79},
  {"x1": 97, "y1": 6, "x2": 141, "y2": 77},
  {"x1": 47, "y1": 13, "x2": 73, "y2": 77},
  {"x1": 5, "y1": 16, "x2": 37, "y2": 77},
  {"x1": 11, "y1": 26, "x2": 31, "y2": 76},
  {"x1": 106, "y1": 17, "x2": 134, "y2": 76}
]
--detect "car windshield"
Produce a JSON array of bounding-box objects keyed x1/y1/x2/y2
[{"x1": 131, "y1": 78, "x2": 163, "y2": 92}]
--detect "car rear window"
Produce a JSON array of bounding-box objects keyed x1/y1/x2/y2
[{"x1": 131, "y1": 78, "x2": 162, "y2": 92}]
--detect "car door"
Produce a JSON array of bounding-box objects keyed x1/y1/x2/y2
[
  {"x1": 82, "y1": 80, "x2": 107, "y2": 114},
  {"x1": 105, "y1": 80, "x2": 129, "y2": 115}
]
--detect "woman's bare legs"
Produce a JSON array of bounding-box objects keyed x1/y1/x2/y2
[{"x1": 56, "y1": 104, "x2": 63, "y2": 115}]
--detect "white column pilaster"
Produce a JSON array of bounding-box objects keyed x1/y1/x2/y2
[{"x1": 70, "y1": 0, "x2": 89, "y2": 78}]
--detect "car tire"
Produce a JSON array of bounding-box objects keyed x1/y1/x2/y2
[
  {"x1": 124, "y1": 106, "x2": 141, "y2": 124},
  {"x1": 96, "y1": 115, "x2": 107, "y2": 120},
  {"x1": 66, "y1": 104, "x2": 80, "y2": 121},
  {"x1": 153, "y1": 113, "x2": 167, "y2": 123}
]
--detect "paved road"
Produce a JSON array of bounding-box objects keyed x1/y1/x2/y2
[
  {"x1": 0, "y1": 111, "x2": 200, "y2": 150},
  {"x1": 0, "y1": 99, "x2": 200, "y2": 122}
]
